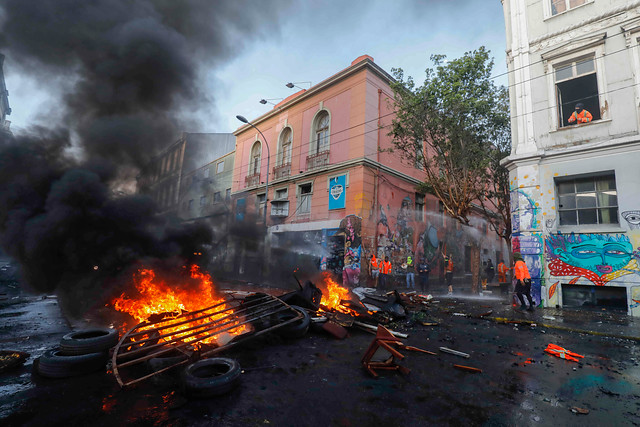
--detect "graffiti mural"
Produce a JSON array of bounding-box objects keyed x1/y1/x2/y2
[
  {"x1": 545, "y1": 232, "x2": 640, "y2": 286},
  {"x1": 622, "y1": 211, "x2": 640, "y2": 230},
  {"x1": 548, "y1": 281, "x2": 560, "y2": 306},
  {"x1": 340, "y1": 215, "x2": 362, "y2": 287},
  {"x1": 376, "y1": 197, "x2": 415, "y2": 256},
  {"x1": 511, "y1": 189, "x2": 539, "y2": 232},
  {"x1": 631, "y1": 286, "x2": 640, "y2": 317}
]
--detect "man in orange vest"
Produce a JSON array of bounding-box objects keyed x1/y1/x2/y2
[
  {"x1": 444, "y1": 255, "x2": 454, "y2": 295},
  {"x1": 568, "y1": 103, "x2": 592, "y2": 124},
  {"x1": 513, "y1": 252, "x2": 534, "y2": 311},
  {"x1": 369, "y1": 254, "x2": 379, "y2": 287},
  {"x1": 497, "y1": 260, "x2": 509, "y2": 283},
  {"x1": 379, "y1": 256, "x2": 392, "y2": 289}
]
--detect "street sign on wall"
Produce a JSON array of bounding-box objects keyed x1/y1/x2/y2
[{"x1": 328, "y1": 174, "x2": 346, "y2": 210}]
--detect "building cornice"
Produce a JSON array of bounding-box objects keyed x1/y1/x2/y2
[
  {"x1": 502, "y1": 135, "x2": 640, "y2": 169},
  {"x1": 234, "y1": 156, "x2": 424, "y2": 196},
  {"x1": 530, "y1": 1, "x2": 640, "y2": 46},
  {"x1": 233, "y1": 59, "x2": 395, "y2": 136}
]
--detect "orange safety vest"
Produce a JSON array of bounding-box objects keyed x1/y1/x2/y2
[
  {"x1": 380, "y1": 260, "x2": 392, "y2": 275},
  {"x1": 370, "y1": 256, "x2": 378, "y2": 270},
  {"x1": 568, "y1": 109, "x2": 592, "y2": 124},
  {"x1": 544, "y1": 344, "x2": 584, "y2": 362},
  {"x1": 497, "y1": 262, "x2": 508, "y2": 274},
  {"x1": 445, "y1": 259, "x2": 453, "y2": 273},
  {"x1": 497, "y1": 262, "x2": 508, "y2": 280},
  {"x1": 514, "y1": 260, "x2": 531, "y2": 280}
]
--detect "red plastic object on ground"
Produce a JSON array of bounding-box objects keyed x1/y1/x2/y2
[{"x1": 544, "y1": 343, "x2": 584, "y2": 362}]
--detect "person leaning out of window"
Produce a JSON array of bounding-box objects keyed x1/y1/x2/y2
[{"x1": 568, "y1": 102, "x2": 592, "y2": 124}]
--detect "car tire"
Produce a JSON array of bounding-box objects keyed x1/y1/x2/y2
[
  {"x1": 181, "y1": 358, "x2": 241, "y2": 397},
  {"x1": 60, "y1": 328, "x2": 119, "y2": 355},
  {"x1": 276, "y1": 305, "x2": 310, "y2": 339},
  {"x1": 36, "y1": 348, "x2": 108, "y2": 378},
  {"x1": 147, "y1": 346, "x2": 190, "y2": 373}
]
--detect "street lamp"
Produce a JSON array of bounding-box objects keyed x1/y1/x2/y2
[
  {"x1": 236, "y1": 115, "x2": 270, "y2": 224},
  {"x1": 285, "y1": 81, "x2": 312, "y2": 90}
]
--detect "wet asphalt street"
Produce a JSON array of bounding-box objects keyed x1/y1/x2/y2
[{"x1": 1, "y1": 277, "x2": 639, "y2": 427}]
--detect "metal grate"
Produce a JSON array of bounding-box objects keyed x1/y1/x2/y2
[{"x1": 112, "y1": 293, "x2": 302, "y2": 387}]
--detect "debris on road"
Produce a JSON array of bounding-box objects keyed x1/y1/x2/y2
[
  {"x1": 453, "y1": 364, "x2": 482, "y2": 373},
  {"x1": 544, "y1": 343, "x2": 584, "y2": 362},
  {"x1": 361, "y1": 325, "x2": 412, "y2": 378},
  {"x1": 570, "y1": 406, "x2": 590, "y2": 415},
  {"x1": 0, "y1": 350, "x2": 30, "y2": 373},
  {"x1": 353, "y1": 320, "x2": 408, "y2": 338},
  {"x1": 439, "y1": 347, "x2": 470, "y2": 358}
]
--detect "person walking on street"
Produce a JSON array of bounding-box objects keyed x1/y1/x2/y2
[
  {"x1": 369, "y1": 254, "x2": 379, "y2": 288},
  {"x1": 486, "y1": 259, "x2": 495, "y2": 284},
  {"x1": 417, "y1": 258, "x2": 430, "y2": 293},
  {"x1": 405, "y1": 255, "x2": 415, "y2": 289},
  {"x1": 513, "y1": 252, "x2": 535, "y2": 311},
  {"x1": 497, "y1": 260, "x2": 508, "y2": 283},
  {"x1": 379, "y1": 256, "x2": 392, "y2": 289},
  {"x1": 444, "y1": 255, "x2": 454, "y2": 295}
]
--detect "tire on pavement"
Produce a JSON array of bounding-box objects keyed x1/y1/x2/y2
[
  {"x1": 181, "y1": 357, "x2": 241, "y2": 397},
  {"x1": 36, "y1": 348, "x2": 108, "y2": 378},
  {"x1": 276, "y1": 305, "x2": 310, "y2": 339},
  {"x1": 147, "y1": 346, "x2": 190, "y2": 373},
  {"x1": 59, "y1": 328, "x2": 119, "y2": 355}
]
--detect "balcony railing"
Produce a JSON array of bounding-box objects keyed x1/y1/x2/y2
[
  {"x1": 305, "y1": 150, "x2": 330, "y2": 171},
  {"x1": 273, "y1": 163, "x2": 291, "y2": 179},
  {"x1": 245, "y1": 172, "x2": 260, "y2": 188}
]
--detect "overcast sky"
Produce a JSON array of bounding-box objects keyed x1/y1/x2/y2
[{"x1": 3, "y1": 0, "x2": 508, "y2": 135}]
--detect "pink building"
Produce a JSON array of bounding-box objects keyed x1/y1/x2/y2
[{"x1": 232, "y1": 56, "x2": 506, "y2": 288}]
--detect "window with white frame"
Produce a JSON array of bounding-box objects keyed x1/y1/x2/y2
[
  {"x1": 557, "y1": 173, "x2": 618, "y2": 226},
  {"x1": 216, "y1": 161, "x2": 224, "y2": 174},
  {"x1": 257, "y1": 193, "x2": 266, "y2": 218},
  {"x1": 278, "y1": 128, "x2": 292, "y2": 166},
  {"x1": 250, "y1": 142, "x2": 262, "y2": 175},
  {"x1": 555, "y1": 55, "x2": 600, "y2": 128},
  {"x1": 312, "y1": 111, "x2": 330, "y2": 155},
  {"x1": 272, "y1": 188, "x2": 289, "y2": 216},
  {"x1": 550, "y1": 0, "x2": 586, "y2": 16},
  {"x1": 298, "y1": 183, "x2": 313, "y2": 215}
]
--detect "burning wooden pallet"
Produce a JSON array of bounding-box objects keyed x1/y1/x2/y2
[{"x1": 112, "y1": 293, "x2": 303, "y2": 387}]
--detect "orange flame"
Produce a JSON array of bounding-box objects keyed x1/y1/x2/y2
[
  {"x1": 318, "y1": 272, "x2": 360, "y2": 316},
  {"x1": 112, "y1": 265, "x2": 248, "y2": 346}
]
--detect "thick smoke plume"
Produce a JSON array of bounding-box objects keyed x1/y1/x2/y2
[{"x1": 0, "y1": 0, "x2": 290, "y2": 314}]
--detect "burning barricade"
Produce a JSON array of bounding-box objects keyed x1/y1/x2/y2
[{"x1": 33, "y1": 265, "x2": 433, "y2": 392}]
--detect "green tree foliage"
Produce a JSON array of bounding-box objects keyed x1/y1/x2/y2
[{"x1": 389, "y1": 47, "x2": 511, "y2": 244}]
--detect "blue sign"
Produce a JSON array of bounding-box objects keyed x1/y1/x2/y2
[{"x1": 328, "y1": 175, "x2": 346, "y2": 210}]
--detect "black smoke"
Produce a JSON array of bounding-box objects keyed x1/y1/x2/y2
[{"x1": 0, "y1": 0, "x2": 291, "y2": 314}]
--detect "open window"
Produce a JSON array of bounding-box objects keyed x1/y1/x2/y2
[
  {"x1": 297, "y1": 183, "x2": 313, "y2": 215},
  {"x1": 555, "y1": 56, "x2": 600, "y2": 128}
]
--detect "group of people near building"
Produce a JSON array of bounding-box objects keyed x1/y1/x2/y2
[{"x1": 367, "y1": 251, "x2": 535, "y2": 311}]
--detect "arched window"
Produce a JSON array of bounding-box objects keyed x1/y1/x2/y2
[
  {"x1": 278, "y1": 127, "x2": 292, "y2": 166},
  {"x1": 312, "y1": 111, "x2": 330, "y2": 155},
  {"x1": 250, "y1": 141, "x2": 262, "y2": 175}
]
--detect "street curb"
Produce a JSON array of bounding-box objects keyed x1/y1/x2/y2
[{"x1": 486, "y1": 316, "x2": 640, "y2": 342}]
